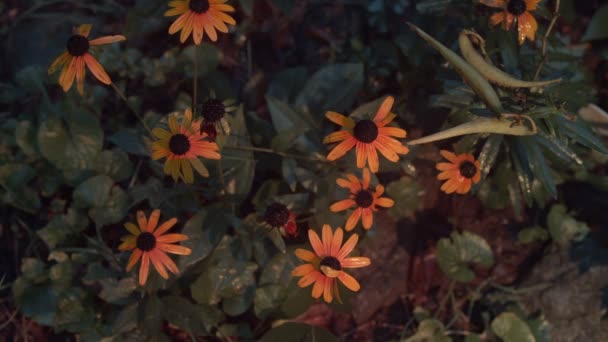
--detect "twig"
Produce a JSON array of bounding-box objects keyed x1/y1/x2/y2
[
  {"x1": 435, "y1": 281, "x2": 455, "y2": 318},
  {"x1": 111, "y1": 83, "x2": 152, "y2": 134},
  {"x1": 222, "y1": 144, "x2": 328, "y2": 163},
  {"x1": 533, "y1": 0, "x2": 561, "y2": 80}
]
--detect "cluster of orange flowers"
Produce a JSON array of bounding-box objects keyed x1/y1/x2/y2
[{"x1": 46, "y1": 0, "x2": 518, "y2": 296}]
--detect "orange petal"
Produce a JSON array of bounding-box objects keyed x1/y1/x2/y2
[
  {"x1": 155, "y1": 250, "x2": 180, "y2": 274},
  {"x1": 490, "y1": 12, "x2": 505, "y2": 26},
  {"x1": 373, "y1": 96, "x2": 394, "y2": 123},
  {"x1": 59, "y1": 57, "x2": 77, "y2": 92},
  {"x1": 139, "y1": 253, "x2": 150, "y2": 285},
  {"x1": 330, "y1": 228, "x2": 343, "y2": 256},
  {"x1": 323, "y1": 130, "x2": 352, "y2": 144},
  {"x1": 338, "y1": 272, "x2": 360, "y2": 291},
  {"x1": 341, "y1": 257, "x2": 371, "y2": 268},
  {"x1": 345, "y1": 209, "x2": 362, "y2": 231},
  {"x1": 326, "y1": 137, "x2": 356, "y2": 161},
  {"x1": 158, "y1": 243, "x2": 192, "y2": 255},
  {"x1": 322, "y1": 225, "x2": 333, "y2": 256},
  {"x1": 372, "y1": 138, "x2": 399, "y2": 162},
  {"x1": 180, "y1": 12, "x2": 195, "y2": 43},
  {"x1": 376, "y1": 135, "x2": 409, "y2": 155},
  {"x1": 311, "y1": 277, "x2": 324, "y2": 298},
  {"x1": 480, "y1": 0, "x2": 506, "y2": 9},
  {"x1": 211, "y1": 3, "x2": 235, "y2": 12},
  {"x1": 154, "y1": 217, "x2": 178, "y2": 236},
  {"x1": 210, "y1": 9, "x2": 236, "y2": 26},
  {"x1": 326, "y1": 111, "x2": 355, "y2": 128},
  {"x1": 136, "y1": 211, "x2": 147, "y2": 231},
  {"x1": 298, "y1": 270, "x2": 321, "y2": 288},
  {"x1": 292, "y1": 263, "x2": 315, "y2": 277},
  {"x1": 48, "y1": 52, "x2": 71, "y2": 75},
  {"x1": 362, "y1": 168, "x2": 370, "y2": 190},
  {"x1": 356, "y1": 142, "x2": 367, "y2": 169},
  {"x1": 77, "y1": 24, "x2": 92, "y2": 37},
  {"x1": 440, "y1": 150, "x2": 458, "y2": 163},
  {"x1": 149, "y1": 249, "x2": 169, "y2": 279},
  {"x1": 147, "y1": 209, "x2": 161, "y2": 232},
  {"x1": 525, "y1": 0, "x2": 541, "y2": 11},
  {"x1": 375, "y1": 197, "x2": 394, "y2": 208},
  {"x1": 126, "y1": 249, "x2": 142, "y2": 271},
  {"x1": 378, "y1": 126, "x2": 406, "y2": 138},
  {"x1": 89, "y1": 35, "x2": 126, "y2": 46},
  {"x1": 118, "y1": 236, "x2": 136, "y2": 251},
  {"x1": 337, "y1": 234, "x2": 359, "y2": 259},
  {"x1": 295, "y1": 248, "x2": 318, "y2": 262},
  {"x1": 436, "y1": 162, "x2": 457, "y2": 171},
  {"x1": 169, "y1": 12, "x2": 189, "y2": 34},
  {"x1": 336, "y1": 177, "x2": 353, "y2": 189},
  {"x1": 438, "y1": 169, "x2": 458, "y2": 181},
  {"x1": 193, "y1": 14, "x2": 204, "y2": 44},
  {"x1": 202, "y1": 17, "x2": 217, "y2": 41},
  {"x1": 323, "y1": 277, "x2": 333, "y2": 303},
  {"x1": 157, "y1": 233, "x2": 189, "y2": 243},
  {"x1": 330, "y1": 199, "x2": 356, "y2": 212},
  {"x1": 75, "y1": 57, "x2": 86, "y2": 96},
  {"x1": 366, "y1": 144, "x2": 379, "y2": 173},
  {"x1": 345, "y1": 174, "x2": 362, "y2": 192},
  {"x1": 83, "y1": 54, "x2": 111, "y2": 85},
  {"x1": 377, "y1": 112, "x2": 397, "y2": 127},
  {"x1": 308, "y1": 229, "x2": 325, "y2": 256},
  {"x1": 124, "y1": 222, "x2": 140, "y2": 236},
  {"x1": 519, "y1": 12, "x2": 538, "y2": 44},
  {"x1": 361, "y1": 208, "x2": 373, "y2": 229}
]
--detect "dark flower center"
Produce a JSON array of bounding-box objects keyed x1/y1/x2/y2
[
  {"x1": 200, "y1": 122, "x2": 218, "y2": 141},
  {"x1": 320, "y1": 256, "x2": 342, "y2": 271},
  {"x1": 201, "y1": 99, "x2": 226, "y2": 123},
  {"x1": 353, "y1": 120, "x2": 379, "y2": 143},
  {"x1": 355, "y1": 190, "x2": 374, "y2": 208},
  {"x1": 136, "y1": 232, "x2": 156, "y2": 251},
  {"x1": 264, "y1": 202, "x2": 290, "y2": 227},
  {"x1": 169, "y1": 134, "x2": 191, "y2": 155},
  {"x1": 189, "y1": 0, "x2": 210, "y2": 13},
  {"x1": 459, "y1": 161, "x2": 477, "y2": 179},
  {"x1": 507, "y1": 0, "x2": 527, "y2": 16},
  {"x1": 67, "y1": 35, "x2": 89, "y2": 56}
]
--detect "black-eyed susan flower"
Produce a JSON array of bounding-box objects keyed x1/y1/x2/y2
[
  {"x1": 165, "y1": 0, "x2": 236, "y2": 44},
  {"x1": 436, "y1": 150, "x2": 481, "y2": 194},
  {"x1": 262, "y1": 202, "x2": 297, "y2": 237},
  {"x1": 481, "y1": 0, "x2": 540, "y2": 45},
  {"x1": 323, "y1": 96, "x2": 409, "y2": 173},
  {"x1": 199, "y1": 97, "x2": 237, "y2": 141},
  {"x1": 329, "y1": 168, "x2": 394, "y2": 231},
  {"x1": 291, "y1": 225, "x2": 370, "y2": 303},
  {"x1": 150, "y1": 108, "x2": 221, "y2": 183},
  {"x1": 119, "y1": 209, "x2": 192, "y2": 286},
  {"x1": 48, "y1": 24, "x2": 125, "y2": 95}
]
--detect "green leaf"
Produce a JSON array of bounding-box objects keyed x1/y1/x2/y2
[
  {"x1": 491, "y1": 312, "x2": 535, "y2": 342},
  {"x1": 254, "y1": 285, "x2": 284, "y2": 319},
  {"x1": 88, "y1": 185, "x2": 128, "y2": 226},
  {"x1": 282, "y1": 158, "x2": 298, "y2": 192},
  {"x1": 260, "y1": 322, "x2": 338, "y2": 342},
  {"x1": 260, "y1": 251, "x2": 298, "y2": 286},
  {"x1": 98, "y1": 278, "x2": 137, "y2": 304},
  {"x1": 517, "y1": 226, "x2": 549, "y2": 244},
  {"x1": 436, "y1": 231, "x2": 494, "y2": 283},
  {"x1": 142, "y1": 295, "x2": 162, "y2": 334},
  {"x1": 108, "y1": 129, "x2": 149, "y2": 156},
  {"x1": 13, "y1": 283, "x2": 57, "y2": 326},
  {"x1": 547, "y1": 204, "x2": 589, "y2": 246},
  {"x1": 73, "y1": 175, "x2": 114, "y2": 208},
  {"x1": 180, "y1": 43, "x2": 221, "y2": 76},
  {"x1": 267, "y1": 67, "x2": 309, "y2": 103},
  {"x1": 582, "y1": 5, "x2": 608, "y2": 41},
  {"x1": 191, "y1": 260, "x2": 258, "y2": 305},
  {"x1": 179, "y1": 209, "x2": 230, "y2": 271},
  {"x1": 266, "y1": 96, "x2": 316, "y2": 133},
  {"x1": 223, "y1": 286, "x2": 254, "y2": 316},
  {"x1": 218, "y1": 106, "x2": 255, "y2": 198},
  {"x1": 161, "y1": 296, "x2": 209, "y2": 336},
  {"x1": 112, "y1": 303, "x2": 138, "y2": 335},
  {"x1": 295, "y1": 63, "x2": 364, "y2": 114},
  {"x1": 15, "y1": 120, "x2": 38, "y2": 156},
  {"x1": 478, "y1": 134, "x2": 503, "y2": 180},
  {"x1": 37, "y1": 111, "x2": 103, "y2": 173},
  {"x1": 95, "y1": 149, "x2": 134, "y2": 182},
  {"x1": 407, "y1": 23, "x2": 503, "y2": 114},
  {"x1": 404, "y1": 319, "x2": 451, "y2": 342},
  {"x1": 37, "y1": 209, "x2": 89, "y2": 248},
  {"x1": 385, "y1": 177, "x2": 424, "y2": 220}
]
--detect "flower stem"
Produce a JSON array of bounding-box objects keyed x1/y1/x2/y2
[
  {"x1": 533, "y1": 0, "x2": 560, "y2": 81},
  {"x1": 110, "y1": 83, "x2": 152, "y2": 134},
  {"x1": 194, "y1": 44, "x2": 200, "y2": 112},
  {"x1": 222, "y1": 144, "x2": 328, "y2": 163}
]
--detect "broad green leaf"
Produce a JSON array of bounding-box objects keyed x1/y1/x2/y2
[
  {"x1": 282, "y1": 158, "x2": 298, "y2": 192},
  {"x1": 260, "y1": 251, "x2": 298, "y2": 286},
  {"x1": 385, "y1": 177, "x2": 424, "y2": 220},
  {"x1": 142, "y1": 295, "x2": 162, "y2": 334},
  {"x1": 295, "y1": 63, "x2": 364, "y2": 115},
  {"x1": 582, "y1": 5, "x2": 608, "y2": 41},
  {"x1": 161, "y1": 296, "x2": 209, "y2": 336},
  {"x1": 436, "y1": 231, "x2": 494, "y2": 283},
  {"x1": 73, "y1": 175, "x2": 114, "y2": 208},
  {"x1": 260, "y1": 322, "x2": 338, "y2": 342},
  {"x1": 38, "y1": 111, "x2": 103, "y2": 173},
  {"x1": 15, "y1": 120, "x2": 38, "y2": 156},
  {"x1": 404, "y1": 319, "x2": 451, "y2": 342},
  {"x1": 13, "y1": 282, "x2": 57, "y2": 326},
  {"x1": 547, "y1": 204, "x2": 589, "y2": 246},
  {"x1": 517, "y1": 226, "x2": 549, "y2": 244},
  {"x1": 491, "y1": 312, "x2": 535, "y2": 342},
  {"x1": 179, "y1": 209, "x2": 230, "y2": 271},
  {"x1": 179, "y1": 43, "x2": 221, "y2": 76},
  {"x1": 98, "y1": 278, "x2": 137, "y2": 304},
  {"x1": 267, "y1": 67, "x2": 309, "y2": 103},
  {"x1": 478, "y1": 134, "x2": 503, "y2": 180},
  {"x1": 266, "y1": 96, "x2": 316, "y2": 133},
  {"x1": 223, "y1": 286, "x2": 254, "y2": 316},
  {"x1": 254, "y1": 285, "x2": 284, "y2": 319},
  {"x1": 37, "y1": 209, "x2": 89, "y2": 248},
  {"x1": 108, "y1": 129, "x2": 149, "y2": 156},
  {"x1": 95, "y1": 149, "x2": 134, "y2": 182},
  {"x1": 191, "y1": 260, "x2": 258, "y2": 305},
  {"x1": 89, "y1": 185, "x2": 128, "y2": 225}
]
